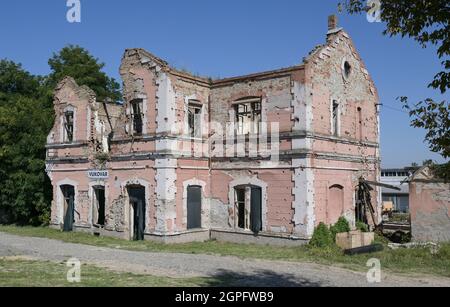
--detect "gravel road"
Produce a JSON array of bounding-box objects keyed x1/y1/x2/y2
[{"x1": 1, "y1": 232, "x2": 449, "y2": 287}]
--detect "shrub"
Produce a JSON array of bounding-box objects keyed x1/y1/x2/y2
[
  {"x1": 330, "y1": 217, "x2": 351, "y2": 242},
  {"x1": 309, "y1": 223, "x2": 333, "y2": 248},
  {"x1": 389, "y1": 231, "x2": 412, "y2": 244},
  {"x1": 356, "y1": 221, "x2": 369, "y2": 233}
]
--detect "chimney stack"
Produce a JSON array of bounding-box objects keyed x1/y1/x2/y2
[{"x1": 328, "y1": 15, "x2": 338, "y2": 31}]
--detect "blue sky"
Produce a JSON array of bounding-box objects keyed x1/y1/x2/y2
[{"x1": 0, "y1": 0, "x2": 447, "y2": 167}]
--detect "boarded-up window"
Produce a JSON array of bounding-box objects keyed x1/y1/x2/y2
[
  {"x1": 187, "y1": 186, "x2": 202, "y2": 229},
  {"x1": 328, "y1": 185, "x2": 344, "y2": 225}
]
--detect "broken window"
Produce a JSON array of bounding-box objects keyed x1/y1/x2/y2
[
  {"x1": 235, "y1": 98, "x2": 262, "y2": 135},
  {"x1": 131, "y1": 99, "x2": 144, "y2": 136},
  {"x1": 332, "y1": 100, "x2": 339, "y2": 136},
  {"x1": 92, "y1": 186, "x2": 105, "y2": 227},
  {"x1": 235, "y1": 186, "x2": 262, "y2": 234},
  {"x1": 64, "y1": 111, "x2": 74, "y2": 143},
  {"x1": 188, "y1": 102, "x2": 202, "y2": 138}
]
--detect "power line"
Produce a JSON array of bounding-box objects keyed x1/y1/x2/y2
[{"x1": 380, "y1": 104, "x2": 410, "y2": 114}]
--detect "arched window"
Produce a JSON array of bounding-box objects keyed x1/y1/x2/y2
[{"x1": 328, "y1": 184, "x2": 344, "y2": 224}]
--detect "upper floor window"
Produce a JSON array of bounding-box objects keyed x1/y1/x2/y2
[
  {"x1": 332, "y1": 100, "x2": 339, "y2": 137},
  {"x1": 235, "y1": 98, "x2": 261, "y2": 135},
  {"x1": 344, "y1": 61, "x2": 352, "y2": 79},
  {"x1": 188, "y1": 101, "x2": 202, "y2": 138},
  {"x1": 131, "y1": 99, "x2": 143, "y2": 136},
  {"x1": 64, "y1": 111, "x2": 74, "y2": 143}
]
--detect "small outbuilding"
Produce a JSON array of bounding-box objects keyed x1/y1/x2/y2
[{"x1": 409, "y1": 166, "x2": 450, "y2": 243}]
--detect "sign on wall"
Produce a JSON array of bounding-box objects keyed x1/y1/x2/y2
[{"x1": 88, "y1": 170, "x2": 109, "y2": 180}]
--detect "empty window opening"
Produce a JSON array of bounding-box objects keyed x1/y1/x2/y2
[
  {"x1": 128, "y1": 186, "x2": 146, "y2": 241},
  {"x1": 64, "y1": 111, "x2": 74, "y2": 143},
  {"x1": 236, "y1": 188, "x2": 247, "y2": 229},
  {"x1": 235, "y1": 186, "x2": 262, "y2": 234},
  {"x1": 131, "y1": 99, "x2": 144, "y2": 136},
  {"x1": 187, "y1": 186, "x2": 202, "y2": 230},
  {"x1": 61, "y1": 185, "x2": 75, "y2": 232},
  {"x1": 344, "y1": 61, "x2": 352, "y2": 79},
  {"x1": 332, "y1": 100, "x2": 339, "y2": 136},
  {"x1": 235, "y1": 98, "x2": 262, "y2": 135},
  {"x1": 188, "y1": 102, "x2": 202, "y2": 138},
  {"x1": 92, "y1": 187, "x2": 106, "y2": 227}
]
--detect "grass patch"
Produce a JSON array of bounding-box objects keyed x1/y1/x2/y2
[
  {"x1": 1, "y1": 225, "x2": 450, "y2": 278},
  {"x1": 0, "y1": 258, "x2": 211, "y2": 287}
]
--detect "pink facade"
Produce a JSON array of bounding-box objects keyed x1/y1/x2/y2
[
  {"x1": 46, "y1": 19, "x2": 381, "y2": 244},
  {"x1": 409, "y1": 167, "x2": 450, "y2": 243}
]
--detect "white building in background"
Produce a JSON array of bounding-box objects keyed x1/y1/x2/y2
[{"x1": 381, "y1": 168, "x2": 415, "y2": 213}]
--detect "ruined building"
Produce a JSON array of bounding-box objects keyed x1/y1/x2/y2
[{"x1": 46, "y1": 17, "x2": 381, "y2": 245}]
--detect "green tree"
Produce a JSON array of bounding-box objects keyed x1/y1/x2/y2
[
  {"x1": 48, "y1": 45, "x2": 122, "y2": 102},
  {"x1": 0, "y1": 60, "x2": 53, "y2": 225},
  {"x1": 341, "y1": 0, "x2": 450, "y2": 179}
]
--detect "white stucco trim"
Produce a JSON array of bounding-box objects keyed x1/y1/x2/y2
[
  {"x1": 292, "y1": 159, "x2": 316, "y2": 238},
  {"x1": 154, "y1": 159, "x2": 177, "y2": 233},
  {"x1": 182, "y1": 178, "x2": 210, "y2": 230},
  {"x1": 228, "y1": 176, "x2": 268, "y2": 232},
  {"x1": 156, "y1": 72, "x2": 176, "y2": 134},
  {"x1": 86, "y1": 104, "x2": 91, "y2": 141},
  {"x1": 291, "y1": 81, "x2": 313, "y2": 150}
]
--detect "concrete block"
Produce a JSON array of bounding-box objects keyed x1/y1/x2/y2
[{"x1": 336, "y1": 231, "x2": 375, "y2": 250}]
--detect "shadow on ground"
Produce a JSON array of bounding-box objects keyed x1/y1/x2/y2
[{"x1": 204, "y1": 269, "x2": 322, "y2": 287}]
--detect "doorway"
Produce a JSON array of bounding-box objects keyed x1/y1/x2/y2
[
  {"x1": 187, "y1": 186, "x2": 202, "y2": 230},
  {"x1": 128, "y1": 186, "x2": 146, "y2": 241},
  {"x1": 93, "y1": 186, "x2": 106, "y2": 227},
  {"x1": 61, "y1": 185, "x2": 75, "y2": 232}
]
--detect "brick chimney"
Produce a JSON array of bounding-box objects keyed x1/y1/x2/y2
[{"x1": 328, "y1": 15, "x2": 338, "y2": 31}]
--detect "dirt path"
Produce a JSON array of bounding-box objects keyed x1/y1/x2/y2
[{"x1": 0, "y1": 232, "x2": 448, "y2": 287}]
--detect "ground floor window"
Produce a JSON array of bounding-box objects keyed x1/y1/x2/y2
[{"x1": 234, "y1": 186, "x2": 262, "y2": 234}]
